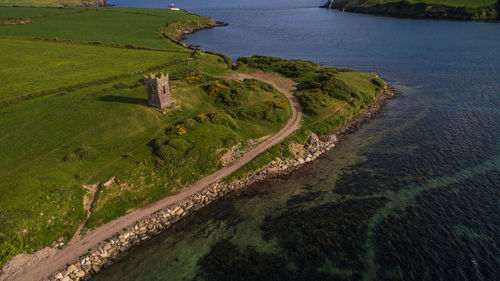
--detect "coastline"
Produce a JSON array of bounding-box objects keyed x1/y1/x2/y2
[
  {"x1": 177, "y1": 20, "x2": 228, "y2": 41},
  {"x1": 321, "y1": 1, "x2": 500, "y2": 22},
  {"x1": 41, "y1": 83, "x2": 397, "y2": 281}
]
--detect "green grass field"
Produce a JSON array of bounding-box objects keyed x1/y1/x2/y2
[
  {"x1": 0, "y1": 5, "x2": 230, "y2": 266},
  {"x1": 0, "y1": 7, "x2": 213, "y2": 50},
  {"x1": 0, "y1": 38, "x2": 191, "y2": 104},
  {"x1": 0, "y1": 5, "x2": 382, "y2": 269},
  {"x1": 0, "y1": 0, "x2": 97, "y2": 7},
  {"x1": 0, "y1": 6, "x2": 67, "y2": 18},
  {"x1": 0, "y1": 57, "x2": 289, "y2": 252}
]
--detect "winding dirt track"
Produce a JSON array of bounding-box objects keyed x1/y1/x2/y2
[{"x1": 0, "y1": 72, "x2": 302, "y2": 281}]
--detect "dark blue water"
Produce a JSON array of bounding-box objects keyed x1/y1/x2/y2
[{"x1": 98, "y1": 1, "x2": 500, "y2": 280}]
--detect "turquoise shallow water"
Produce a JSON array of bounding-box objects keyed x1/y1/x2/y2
[{"x1": 99, "y1": 1, "x2": 500, "y2": 280}]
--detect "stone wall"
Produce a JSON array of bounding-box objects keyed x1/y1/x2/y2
[{"x1": 49, "y1": 86, "x2": 396, "y2": 281}]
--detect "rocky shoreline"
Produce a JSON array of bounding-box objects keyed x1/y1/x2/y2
[
  {"x1": 176, "y1": 21, "x2": 228, "y2": 41},
  {"x1": 46, "y1": 85, "x2": 397, "y2": 281},
  {"x1": 321, "y1": 0, "x2": 500, "y2": 22}
]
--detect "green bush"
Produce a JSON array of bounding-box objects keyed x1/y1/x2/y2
[
  {"x1": 296, "y1": 90, "x2": 328, "y2": 115},
  {"x1": 155, "y1": 144, "x2": 181, "y2": 161},
  {"x1": 183, "y1": 119, "x2": 198, "y2": 129},
  {"x1": 74, "y1": 145, "x2": 97, "y2": 160},
  {"x1": 63, "y1": 145, "x2": 97, "y2": 161},
  {"x1": 168, "y1": 138, "x2": 191, "y2": 151},
  {"x1": 238, "y1": 56, "x2": 321, "y2": 78},
  {"x1": 204, "y1": 80, "x2": 248, "y2": 106},
  {"x1": 0, "y1": 237, "x2": 33, "y2": 268},
  {"x1": 371, "y1": 78, "x2": 385, "y2": 88},
  {"x1": 207, "y1": 111, "x2": 239, "y2": 129},
  {"x1": 298, "y1": 71, "x2": 357, "y2": 103}
]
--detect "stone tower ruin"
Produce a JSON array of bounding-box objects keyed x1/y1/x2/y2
[{"x1": 145, "y1": 72, "x2": 171, "y2": 108}]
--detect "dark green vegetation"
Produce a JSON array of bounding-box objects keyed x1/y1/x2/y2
[
  {"x1": 227, "y1": 56, "x2": 384, "y2": 180},
  {"x1": 323, "y1": 0, "x2": 500, "y2": 21},
  {"x1": 196, "y1": 198, "x2": 388, "y2": 281}
]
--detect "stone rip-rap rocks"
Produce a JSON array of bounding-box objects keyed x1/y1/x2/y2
[{"x1": 49, "y1": 86, "x2": 396, "y2": 281}]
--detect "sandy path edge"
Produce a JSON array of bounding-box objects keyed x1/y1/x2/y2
[{"x1": 0, "y1": 72, "x2": 302, "y2": 281}]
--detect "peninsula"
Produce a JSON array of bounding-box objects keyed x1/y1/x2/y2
[
  {"x1": 322, "y1": 0, "x2": 500, "y2": 21},
  {"x1": 0, "y1": 2, "x2": 392, "y2": 281}
]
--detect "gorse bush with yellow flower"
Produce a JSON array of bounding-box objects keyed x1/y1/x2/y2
[{"x1": 175, "y1": 124, "x2": 187, "y2": 135}]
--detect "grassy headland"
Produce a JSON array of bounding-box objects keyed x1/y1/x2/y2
[
  {"x1": 323, "y1": 0, "x2": 500, "y2": 21},
  {"x1": 226, "y1": 56, "x2": 385, "y2": 181},
  {"x1": 0, "y1": 5, "x2": 384, "y2": 270}
]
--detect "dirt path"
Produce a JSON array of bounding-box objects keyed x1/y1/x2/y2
[{"x1": 0, "y1": 72, "x2": 302, "y2": 281}]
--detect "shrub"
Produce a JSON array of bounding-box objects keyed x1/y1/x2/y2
[
  {"x1": 182, "y1": 72, "x2": 204, "y2": 83},
  {"x1": 195, "y1": 114, "x2": 208, "y2": 123},
  {"x1": 183, "y1": 119, "x2": 198, "y2": 129},
  {"x1": 208, "y1": 111, "x2": 239, "y2": 129},
  {"x1": 237, "y1": 56, "x2": 320, "y2": 78},
  {"x1": 299, "y1": 71, "x2": 357, "y2": 103},
  {"x1": 175, "y1": 124, "x2": 187, "y2": 135},
  {"x1": 75, "y1": 145, "x2": 97, "y2": 160},
  {"x1": 266, "y1": 100, "x2": 288, "y2": 109},
  {"x1": 63, "y1": 145, "x2": 97, "y2": 161},
  {"x1": 296, "y1": 91, "x2": 327, "y2": 115},
  {"x1": 205, "y1": 80, "x2": 247, "y2": 106},
  {"x1": 152, "y1": 136, "x2": 169, "y2": 149},
  {"x1": 205, "y1": 81, "x2": 228, "y2": 97},
  {"x1": 0, "y1": 237, "x2": 33, "y2": 267},
  {"x1": 155, "y1": 144, "x2": 179, "y2": 161},
  {"x1": 168, "y1": 138, "x2": 190, "y2": 151},
  {"x1": 223, "y1": 137, "x2": 238, "y2": 147},
  {"x1": 371, "y1": 78, "x2": 385, "y2": 88}
]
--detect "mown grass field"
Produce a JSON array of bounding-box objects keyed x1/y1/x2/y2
[
  {"x1": 0, "y1": 38, "x2": 190, "y2": 103},
  {"x1": 0, "y1": 6, "x2": 66, "y2": 18},
  {"x1": 0, "y1": 7, "x2": 213, "y2": 50}
]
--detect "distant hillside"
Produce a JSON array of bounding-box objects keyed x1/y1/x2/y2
[
  {"x1": 0, "y1": 0, "x2": 107, "y2": 7},
  {"x1": 322, "y1": 0, "x2": 500, "y2": 21}
]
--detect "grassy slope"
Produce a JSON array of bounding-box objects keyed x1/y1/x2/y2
[
  {"x1": 0, "y1": 0, "x2": 98, "y2": 7},
  {"x1": 0, "y1": 6, "x2": 291, "y2": 267},
  {"x1": 0, "y1": 6, "x2": 66, "y2": 18},
  {"x1": 0, "y1": 38, "x2": 189, "y2": 103},
  {"x1": 328, "y1": 0, "x2": 499, "y2": 20},
  {"x1": 0, "y1": 8, "x2": 208, "y2": 50}
]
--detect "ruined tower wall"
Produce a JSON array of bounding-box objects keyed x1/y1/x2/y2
[{"x1": 145, "y1": 73, "x2": 171, "y2": 108}]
